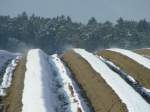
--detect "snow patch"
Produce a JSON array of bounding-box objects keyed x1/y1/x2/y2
[
  {"x1": 0, "y1": 50, "x2": 17, "y2": 72},
  {"x1": 108, "y1": 48, "x2": 150, "y2": 69},
  {"x1": 99, "y1": 57, "x2": 150, "y2": 102},
  {"x1": 22, "y1": 49, "x2": 90, "y2": 112},
  {"x1": 100, "y1": 57, "x2": 137, "y2": 83},
  {"x1": 50, "y1": 54, "x2": 90, "y2": 112},
  {"x1": 74, "y1": 48, "x2": 150, "y2": 112},
  {"x1": 0, "y1": 55, "x2": 21, "y2": 96},
  {"x1": 22, "y1": 49, "x2": 55, "y2": 112}
]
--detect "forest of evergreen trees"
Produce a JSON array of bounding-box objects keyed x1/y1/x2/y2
[{"x1": 0, "y1": 12, "x2": 150, "y2": 54}]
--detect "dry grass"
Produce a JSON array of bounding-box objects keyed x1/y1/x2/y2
[
  {"x1": 2, "y1": 57, "x2": 26, "y2": 112},
  {"x1": 97, "y1": 50, "x2": 150, "y2": 89},
  {"x1": 134, "y1": 49, "x2": 150, "y2": 56},
  {"x1": 62, "y1": 50, "x2": 127, "y2": 112}
]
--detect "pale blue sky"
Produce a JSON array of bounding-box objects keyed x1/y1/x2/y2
[{"x1": 0, "y1": 0, "x2": 150, "y2": 23}]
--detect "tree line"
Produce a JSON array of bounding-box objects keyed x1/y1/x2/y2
[{"x1": 0, "y1": 12, "x2": 150, "y2": 54}]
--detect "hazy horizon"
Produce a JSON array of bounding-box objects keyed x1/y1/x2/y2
[{"x1": 0, "y1": 0, "x2": 150, "y2": 23}]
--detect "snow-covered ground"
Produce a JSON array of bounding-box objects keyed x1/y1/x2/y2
[
  {"x1": 0, "y1": 55, "x2": 21, "y2": 96},
  {"x1": 108, "y1": 48, "x2": 150, "y2": 69},
  {"x1": 74, "y1": 48, "x2": 150, "y2": 112},
  {"x1": 22, "y1": 49, "x2": 55, "y2": 112},
  {"x1": 143, "y1": 55, "x2": 150, "y2": 60},
  {"x1": 22, "y1": 49, "x2": 89, "y2": 112},
  {"x1": 136, "y1": 48, "x2": 150, "y2": 50},
  {"x1": 50, "y1": 54, "x2": 90, "y2": 112},
  {"x1": 99, "y1": 56, "x2": 137, "y2": 83},
  {"x1": 99, "y1": 56, "x2": 150, "y2": 102},
  {"x1": 0, "y1": 50, "x2": 17, "y2": 72}
]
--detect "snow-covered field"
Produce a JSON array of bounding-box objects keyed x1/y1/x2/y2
[
  {"x1": 99, "y1": 56, "x2": 150, "y2": 102},
  {"x1": 50, "y1": 54, "x2": 90, "y2": 112},
  {"x1": 22, "y1": 49, "x2": 89, "y2": 112},
  {"x1": 22, "y1": 49, "x2": 55, "y2": 112},
  {"x1": 0, "y1": 55, "x2": 21, "y2": 96},
  {"x1": 74, "y1": 48, "x2": 150, "y2": 112},
  {"x1": 0, "y1": 50, "x2": 17, "y2": 72},
  {"x1": 108, "y1": 48, "x2": 150, "y2": 69}
]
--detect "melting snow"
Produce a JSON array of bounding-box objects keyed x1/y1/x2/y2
[
  {"x1": 0, "y1": 50, "x2": 17, "y2": 72},
  {"x1": 99, "y1": 56, "x2": 150, "y2": 102},
  {"x1": 22, "y1": 49, "x2": 55, "y2": 112},
  {"x1": 0, "y1": 55, "x2": 21, "y2": 96},
  {"x1": 100, "y1": 56, "x2": 136, "y2": 83},
  {"x1": 108, "y1": 48, "x2": 150, "y2": 69},
  {"x1": 22, "y1": 49, "x2": 89, "y2": 112},
  {"x1": 74, "y1": 48, "x2": 150, "y2": 112},
  {"x1": 50, "y1": 54, "x2": 90, "y2": 112}
]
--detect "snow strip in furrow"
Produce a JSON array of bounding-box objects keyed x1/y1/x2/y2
[
  {"x1": 22, "y1": 49, "x2": 55, "y2": 112},
  {"x1": 50, "y1": 54, "x2": 90, "y2": 112},
  {"x1": 74, "y1": 48, "x2": 150, "y2": 112},
  {"x1": 99, "y1": 56, "x2": 150, "y2": 102},
  {"x1": 99, "y1": 56, "x2": 136, "y2": 83},
  {"x1": 0, "y1": 55, "x2": 21, "y2": 96},
  {"x1": 136, "y1": 48, "x2": 150, "y2": 50},
  {"x1": 108, "y1": 48, "x2": 150, "y2": 69},
  {"x1": 0, "y1": 50, "x2": 17, "y2": 72}
]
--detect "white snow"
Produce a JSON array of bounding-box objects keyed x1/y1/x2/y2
[
  {"x1": 100, "y1": 56, "x2": 136, "y2": 83},
  {"x1": 144, "y1": 55, "x2": 150, "y2": 60},
  {"x1": 0, "y1": 50, "x2": 17, "y2": 72},
  {"x1": 50, "y1": 54, "x2": 90, "y2": 112},
  {"x1": 99, "y1": 56, "x2": 121, "y2": 70},
  {"x1": 141, "y1": 88, "x2": 150, "y2": 97},
  {"x1": 100, "y1": 56, "x2": 150, "y2": 97},
  {"x1": 74, "y1": 48, "x2": 150, "y2": 112},
  {"x1": 136, "y1": 48, "x2": 150, "y2": 50},
  {"x1": 22, "y1": 49, "x2": 89, "y2": 112},
  {"x1": 0, "y1": 55, "x2": 21, "y2": 96},
  {"x1": 126, "y1": 75, "x2": 136, "y2": 83},
  {"x1": 22, "y1": 49, "x2": 55, "y2": 112},
  {"x1": 108, "y1": 48, "x2": 150, "y2": 69}
]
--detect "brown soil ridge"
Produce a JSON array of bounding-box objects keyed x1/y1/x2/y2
[
  {"x1": 62, "y1": 50, "x2": 128, "y2": 112},
  {"x1": 2, "y1": 57, "x2": 26, "y2": 112},
  {"x1": 134, "y1": 49, "x2": 150, "y2": 56},
  {"x1": 97, "y1": 50, "x2": 150, "y2": 89}
]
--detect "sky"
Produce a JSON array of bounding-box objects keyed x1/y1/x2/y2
[{"x1": 0, "y1": 0, "x2": 150, "y2": 23}]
